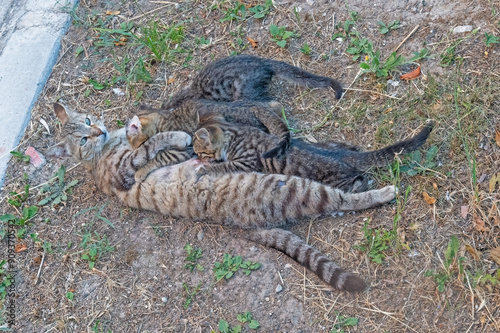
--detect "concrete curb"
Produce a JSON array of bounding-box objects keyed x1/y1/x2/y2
[{"x1": 0, "y1": 0, "x2": 78, "y2": 189}]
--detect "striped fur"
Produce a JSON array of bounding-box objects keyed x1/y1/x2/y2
[
  {"x1": 160, "y1": 54, "x2": 343, "y2": 110},
  {"x1": 192, "y1": 118, "x2": 433, "y2": 192},
  {"x1": 49, "y1": 103, "x2": 398, "y2": 292}
]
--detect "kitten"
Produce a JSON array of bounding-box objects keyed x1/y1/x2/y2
[
  {"x1": 192, "y1": 116, "x2": 433, "y2": 192},
  {"x1": 47, "y1": 102, "x2": 397, "y2": 292},
  {"x1": 137, "y1": 99, "x2": 291, "y2": 158},
  {"x1": 161, "y1": 54, "x2": 344, "y2": 110},
  {"x1": 126, "y1": 115, "x2": 194, "y2": 181}
]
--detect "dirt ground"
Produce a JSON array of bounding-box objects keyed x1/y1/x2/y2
[{"x1": 1, "y1": 0, "x2": 499, "y2": 332}]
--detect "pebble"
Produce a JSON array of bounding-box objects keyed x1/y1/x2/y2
[
  {"x1": 197, "y1": 229, "x2": 204, "y2": 241},
  {"x1": 453, "y1": 25, "x2": 473, "y2": 33},
  {"x1": 161, "y1": 297, "x2": 168, "y2": 303},
  {"x1": 275, "y1": 284, "x2": 283, "y2": 293}
]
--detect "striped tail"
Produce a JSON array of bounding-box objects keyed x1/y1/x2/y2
[{"x1": 245, "y1": 228, "x2": 367, "y2": 292}]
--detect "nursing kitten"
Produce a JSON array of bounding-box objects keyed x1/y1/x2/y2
[
  {"x1": 192, "y1": 116, "x2": 433, "y2": 192},
  {"x1": 126, "y1": 115, "x2": 194, "y2": 181},
  {"x1": 47, "y1": 102, "x2": 397, "y2": 292},
  {"x1": 137, "y1": 99, "x2": 291, "y2": 158},
  {"x1": 161, "y1": 54, "x2": 344, "y2": 110}
]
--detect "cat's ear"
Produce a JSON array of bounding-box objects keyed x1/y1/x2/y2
[
  {"x1": 45, "y1": 142, "x2": 72, "y2": 159},
  {"x1": 127, "y1": 115, "x2": 142, "y2": 134},
  {"x1": 53, "y1": 102, "x2": 71, "y2": 125},
  {"x1": 197, "y1": 106, "x2": 214, "y2": 122},
  {"x1": 194, "y1": 128, "x2": 211, "y2": 145}
]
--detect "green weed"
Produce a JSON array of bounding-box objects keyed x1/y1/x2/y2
[
  {"x1": 425, "y1": 235, "x2": 464, "y2": 292},
  {"x1": 300, "y1": 43, "x2": 312, "y2": 56},
  {"x1": 345, "y1": 35, "x2": 373, "y2": 61},
  {"x1": 269, "y1": 24, "x2": 296, "y2": 48},
  {"x1": 10, "y1": 151, "x2": 30, "y2": 163},
  {"x1": 249, "y1": 0, "x2": 272, "y2": 19},
  {"x1": 378, "y1": 20, "x2": 400, "y2": 34},
  {"x1": 331, "y1": 312, "x2": 358, "y2": 333},
  {"x1": 79, "y1": 231, "x2": 115, "y2": 269},
  {"x1": 182, "y1": 282, "x2": 202, "y2": 309},
  {"x1": 484, "y1": 32, "x2": 499, "y2": 46},
  {"x1": 217, "y1": 312, "x2": 260, "y2": 333},
  {"x1": 220, "y1": 2, "x2": 246, "y2": 22},
  {"x1": 184, "y1": 243, "x2": 204, "y2": 272},
  {"x1": 1, "y1": 205, "x2": 38, "y2": 227},
  {"x1": 75, "y1": 202, "x2": 115, "y2": 229},
  {"x1": 137, "y1": 22, "x2": 185, "y2": 62},
  {"x1": 399, "y1": 145, "x2": 439, "y2": 176},
  {"x1": 38, "y1": 166, "x2": 78, "y2": 207},
  {"x1": 0, "y1": 260, "x2": 13, "y2": 300},
  {"x1": 213, "y1": 253, "x2": 261, "y2": 282},
  {"x1": 360, "y1": 51, "x2": 406, "y2": 78}
]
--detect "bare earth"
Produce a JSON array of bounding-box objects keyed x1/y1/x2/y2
[{"x1": 0, "y1": 0, "x2": 499, "y2": 332}]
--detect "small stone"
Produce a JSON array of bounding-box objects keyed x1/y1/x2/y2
[
  {"x1": 25, "y1": 146, "x2": 46, "y2": 168},
  {"x1": 197, "y1": 229, "x2": 204, "y2": 241},
  {"x1": 334, "y1": 122, "x2": 340, "y2": 128},
  {"x1": 265, "y1": 297, "x2": 270, "y2": 302},
  {"x1": 161, "y1": 297, "x2": 168, "y2": 303},
  {"x1": 275, "y1": 284, "x2": 283, "y2": 293},
  {"x1": 453, "y1": 25, "x2": 473, "y2": 33}
]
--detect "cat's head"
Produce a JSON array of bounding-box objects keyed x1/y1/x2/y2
[
  {"x1": 126, "y1": 115, "x2": 148, "y2": 149},
  {"x1": 46, "y1": 102, "x2": 109, "y2": 162},
  {"x1": 192, "y1": 126, "x2": 225, "y2": 161}
]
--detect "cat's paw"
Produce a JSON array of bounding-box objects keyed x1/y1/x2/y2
[
  {"x1": 135, "y1": 169, "x2": 150, "y2": 182},
  {"x1": 379, "y1": 185, "x2": 396, "y2": 203},
  {"x1": 169, "y1": 131, "x2": 192, "y2": 148}
]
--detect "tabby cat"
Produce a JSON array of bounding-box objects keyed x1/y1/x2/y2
[
  {"x1": 137, "y1": 99, "x2": 291, "y2": 158},
  {"x1": 161, "y1": 54, "x2": 344, "y2": 111},
  {"x1": 47, "y1": 102, "x2": 397, "y2": 292},
  {"x1": 192, "y1": 115, "x2": 433, "y2": 192}
]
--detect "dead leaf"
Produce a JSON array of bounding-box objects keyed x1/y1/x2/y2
[
  {"x1": 464, "y1": 242, "x2": 480, "y2": 261},
  {"x1": 489, "y1": 174, "x2": 498, "y2": 193},
  {"x1": 491, "y1": 247, "x2": 500, "y2": 265},
  {"x1": 495, "y1": 129, "x2": 500, "y2": 147},
  {"x1": 422, "y1": 192, "x2": 436, "y2": 205},
  {"x1": 15, "y1": 243, "x2": 27, "y2": 253},
  {"x1": 167, "y1": 77, "x2": 176, "y2": 85},
  {"x1": 400, "y1": 65, "x2": 421, "y2": 80},
  {"x1": 106, "y1": 10, "x2": 120, "y2": 15},
  {"x1": 461, "y1": 205, "x2": 469, "y2": 219},
  {"x1": 432, "y1": 182, "x2": 438, "y2": 190},
  {"x1": 114, "y1": 36, "x2": 127, "y2": 46},
  {"x1": 247, "y1": 37, "x2": 258, "y2": 48},
  {"x1": 472, "y1": 213, "x2": 489, "y2": 232}
]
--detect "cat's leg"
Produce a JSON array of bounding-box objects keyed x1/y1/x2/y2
[
  {"x1": 196, "y1": 159, "x2": 256, "y2": 176},
  {"x1": 251, "y1": 104, "x2": 291, "y2": 159}
]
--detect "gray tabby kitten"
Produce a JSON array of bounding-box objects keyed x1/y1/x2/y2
[
  {"x1": 161, "y1": 54, "x2": 344, "y2": 110},
  {"x1": 47, "y1": 102, "x2": 397, "y2": 292},
  {"x1": 191, "y1": 115, "x2": 433, "y2": 192}
]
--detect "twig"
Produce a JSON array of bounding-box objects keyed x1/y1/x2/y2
[
  {"x1": 465, "y1": 272, "x2": 474, "y2": 320},
  {"x1": 128, "y1": 4, "x2": 173, "y2": 21},
  {"x1": 35, "y1": 250, "x2": 46, "y2": 285},
  {"x1": 346, "y1": 88, "x2": 402, "y2": 100},
  {"x1": 394, "y1": 25, "x2": 420, "y2": 53}
]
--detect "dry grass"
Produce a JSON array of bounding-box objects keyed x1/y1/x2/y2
[{"x1": 0, "y1": 0, "x2": 499, "y2": 332}]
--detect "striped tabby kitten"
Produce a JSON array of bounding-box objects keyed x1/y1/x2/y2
[
  {"x1": 192, "y1": 116, "x2": 433, "y2": 192},
  {"x1": 137, "y1": 99, "x2": 291, "y2": 158},
  {"x1": 48, "y1": 102, "x2": 397, "y2": 292},
  {"x1": 161, "y1": 54, "x2": 344, "y2": 111}
]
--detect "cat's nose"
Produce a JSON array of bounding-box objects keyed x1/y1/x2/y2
[{"x1": 92, "y1": 126, "x2": 103, "y2": 136}]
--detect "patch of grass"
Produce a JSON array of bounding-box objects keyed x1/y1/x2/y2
[
  {"x1": 38, "y1": 165, "x2": 78, "y2": 207},
  {"x1": 136, "y1": 22, "x2": 185, "y2": 62},
  {"x1": 378, "y1": 20, "x2": 400, "y2": 34},
  {"x1": 440, "y1": 29, "x2": 478, "y2": 67},
  {"x1": 360, "y1": 51, "x2": 406, "y2": 78},
  {"x1": 75, "y1": 202, "x2": 115, "y2": 229},
  {"x1": 182, "y1": 282, "x2": 201, "y2": 309},
  {"x1": 79, "y1": 231, "x2": 115, "y2": 269},
  {"x1": 300, "y1": 43, "x2": 312, "y2": 56},
  {"x1": 399, "y1": 145, "x2": 439, "y2": 176},
  {"x1": 219, "y1": 1, "x2": 247, "y2": 22},
  {"x1": 269, "y1": 24, "x2": 296, "y2": 48},
  {"x1": 213, "y1": 253, "x2": 261, "y2": 282},
  {"x1": 331, "y1": 312, "x2": 358, "y2": 333},
  {"x1": 425, "y1": 236, "x2": 464, "y2": 292},
  {"x1": 248, "y1": 0, "x2": 272, "y2": 19},
  {"x1": 217, "y1": 312, "x2": 260, "y2": 332},
  {"x1": 484, "y1": 32, "x2": 499, "y2": 46},
  {"x1": 345, "y1": 35, "x2": 373, "y2": 61},
  {"x1": 184, "y1": 243, "x2": 204, "y2": 272}
]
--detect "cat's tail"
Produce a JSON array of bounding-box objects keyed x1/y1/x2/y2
[
  {"x1": 345, "y1": 120, "x2": 434, "y2": 171},
  {"x1": 245, "y1": 228, "x2": 367, "y2": 292},
  {"x1": 265, "y1": 59, "x2": 344, "y2": 99}
]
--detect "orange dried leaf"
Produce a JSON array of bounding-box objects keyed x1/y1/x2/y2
[
  {"x1": 400, "y1": 65, "x2": 421, "y2": 80},
  {"x1": 106, "y1": 10, "x2": 120, "y2": 15},
  {"x1": 495, "y1": 129, "x2": 500, "y2": 147},
  {"x1": 491, "y1": 247, "x2": 500, "y2": 265},
  {"x1": 464, "y1": 242, "x2": 480, "y2": 261},
  {"x1": 15, "y1": 243, "x2": 27, "y2": 253},
  {"x1": 167, "y1": 78, "x2": 176, "y2": 85},
  {"x1": 460, "y1": 205, "x2": 469, "y2": 219},
  {"x1": 247, "y1": 37, "x2": 258, "y2": 48},
  {"x1": 422, "y1": 192, "x2": 436, "y2": 205},
  {"x1": 472, "y1": 213, "x2": 489, "y2": 232}
]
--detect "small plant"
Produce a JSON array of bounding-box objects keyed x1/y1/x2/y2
[
  {"x1": 345, "y1": 36, "x2": 373, "y2": 61},
  {"x1": 75, "y1": 202, "x2": 115, "y2": 229},
  {"x1": 66, "y1": 291, "x2": 74, "y2": 301},
  {"x1": 213, "y1": 253, "x2": 261, "y2": 282},
  {"x1": 1, "y1": 205, "x2": 38, "y2": 227},
  {"x1": 195, "y1": 36, "x2": 211, "y2": 45},
  {"x1": 331, "y1": 312, "x2": 358, "y2": 333},
  {"x1": 378, "y1": 20, "x2": 401, "y2": 34},
  {"x1": 182, "y1": 282, "x2": 201, "y2": 309},
  {"x1": 484, "y1": 32, "x2": 499, "y2": 46},
  {"x1": 10, "y1": 150, "x2": 30, "y2": 163},
  {"x1": 425, "y1": 235, "x2": 464, "y2": 292},
  {"x1": 7, "y1": 184, "x2": 30, "y2": 207},
  {"x1": 360, "y1": 50, "x2": 406, "y2": 78},
  {"x1": 218, "y1": 312, "x2": 260, "y2": 333},
  {"x1": 184, "y1": 243, "x2": 204, "y2": 272},
  {"x1": 248, "y1": 0, "x2": 272, "y2": 19},
  {"x1": 137, "y1": 22, "x2": 185, "y2": 62},
  {"x1": 399, "y1": 146, "x2": 438, "y2": 176},
  {"x1": 79, "y1": 231, "x2": 115, "y2": 269},
  {"x1": 269, "y1": 24, "x2": 296, "y2": 48},
  {"x1": 355, "y1": 218, "x2": 389, "y2": 264},
  {"x1": 220, "y1": 2, "x2": 247, "y2": 22},
  {"x1": 0, "y1": 260, "x2": 13, "y2": 299},
  {"x1": 300, "y1": 43, "x2": 312, "y2": 56},
  {"x1": 39, "y1": 165, "x2": 79, "y2": 206},
  {"x1": 341, "y1": 11, "x2": 359, "y2": 34}
]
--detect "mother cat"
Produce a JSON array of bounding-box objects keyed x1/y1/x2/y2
[{"x1": 47, "y1": 103, "x2": 396, "y2": 292}]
